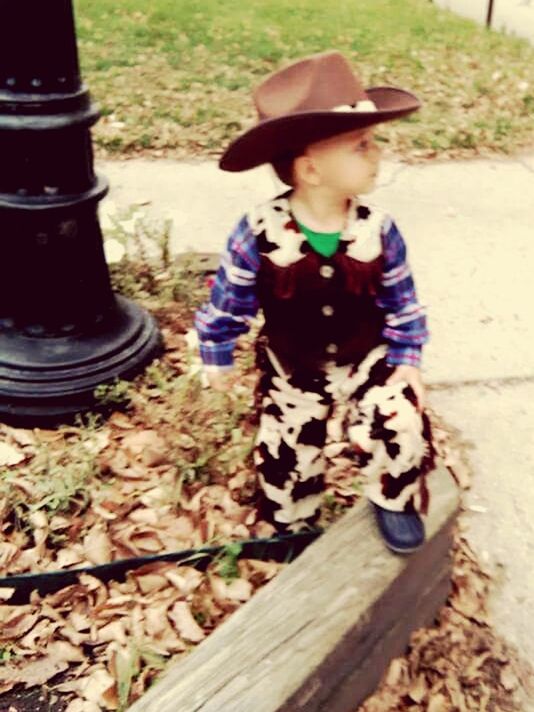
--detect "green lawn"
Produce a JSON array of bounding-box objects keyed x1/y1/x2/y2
[{"x1": 74, "y1": 0, "x2": 534, "y2": 161}]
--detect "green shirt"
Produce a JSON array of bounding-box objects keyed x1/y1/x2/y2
[{"x1": 296, "y1": 220, "x2": 341, "y2": 258}]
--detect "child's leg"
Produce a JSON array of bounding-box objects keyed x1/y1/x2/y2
[
  {"x1": 254, "y1": 364, "x2": 331, "y2": 532},
  {"x1": 331, "y1": 346, "x2": 434, "y2": 514}
]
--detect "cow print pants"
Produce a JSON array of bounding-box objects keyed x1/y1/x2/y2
[{"x1": 254, "y1": 345, "x2": 435, "y2": 532}]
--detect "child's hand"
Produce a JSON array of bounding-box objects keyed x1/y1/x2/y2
[
  {"x1": 205, "y1": 370, "x2": 234, "y2": 393},
  {"x1": 386, "y1": 365, "x2": 425, "y2": 412}
]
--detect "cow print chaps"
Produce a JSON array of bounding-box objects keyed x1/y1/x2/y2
[{"x1": 254, "y1": 344, "x2": 435, "y2": 532}]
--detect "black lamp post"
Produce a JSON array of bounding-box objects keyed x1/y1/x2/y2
[
  {"x1": 486, "y1": 0, "x2": 495, "y2": 27},
  {"x1": 0, "y1": 1, "x2": 161, "y2": 426}
]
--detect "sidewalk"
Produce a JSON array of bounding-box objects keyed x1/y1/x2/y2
[
  {"x1": 434, "y1": 0, "x2": 534, "y2": 43},
  {"x1": 100, "y1": 155, "x2": 534, "y2": 675}
]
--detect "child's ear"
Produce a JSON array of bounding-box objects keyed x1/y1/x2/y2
[{"x1": 294, "y1": 155, "x2": 321, "y2": 187}]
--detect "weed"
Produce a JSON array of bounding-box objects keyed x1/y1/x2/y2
[
  {"x1": 103, "y1": 209, "x2": 209, "y2": 312},
  {"x1": 103, "y1": 641, "x2": 169, "y2": 711},
  {"x1": 193, "y1": 610, "x2": 207, "y2": 626},
  {"x1": 215, "y1": 542, "x2": 243, "y2": 582},
  {"x1": 0, "y1": 647, "x2": 14, "y2": 665},
  {"x1": 143, "y1": 360, "x2": 177, "y2": 394},
  {"x1": 94, "y1": 378, "x2": 132, "y2": 407},
  {"x1": 0, "y1": 444, "x2": 96, "y2": 527},
  {"x1": 323, "y1": 493, "x2": 349, "y2": 520}
]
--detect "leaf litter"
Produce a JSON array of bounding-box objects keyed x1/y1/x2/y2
[
  {"x1": 0, "y1": 256, "x2": 531, "y2": 710},
  {"x1": 357, "y1": 533, "x2": 534, "y2": 712}
]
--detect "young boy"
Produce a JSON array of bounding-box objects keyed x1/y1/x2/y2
[{"x1": 195, "y1": 51, "x2": 435, "y2": 554}]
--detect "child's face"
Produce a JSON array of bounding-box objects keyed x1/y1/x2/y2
[{"x1": 304, "y1": 127, "x2": 380, "y2": 197}]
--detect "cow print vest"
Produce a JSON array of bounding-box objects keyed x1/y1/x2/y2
[{"x1": 248, "y1": 191, "x2": 387, "y2": 373}]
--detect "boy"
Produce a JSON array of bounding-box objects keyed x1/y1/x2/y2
[{"x1": 195, "y1": 51, "x2": 435, "y2": 553}]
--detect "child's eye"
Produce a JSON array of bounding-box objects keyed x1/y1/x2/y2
[{"x1": 356, "y1": 140, "x2": 370, "y2": 152}]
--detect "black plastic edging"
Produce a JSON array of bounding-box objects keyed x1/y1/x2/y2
[{"x1": 0, "y1": 529, "x2": 322, "y2": 603}]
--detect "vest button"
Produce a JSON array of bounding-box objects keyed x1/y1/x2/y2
[
  {"x1": 319, "y1": 265, "x2": 334, "y2": 279},
  {"x1": 322, "y1": 305, "x2": 334, "y2": 316},
  {"x1": 326, "y1": 343, "x2": 338, "y2": 354}
]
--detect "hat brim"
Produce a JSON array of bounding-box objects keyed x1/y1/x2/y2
[{"x1": 219, "y1": 87, "x2": 420, "y2": 172}]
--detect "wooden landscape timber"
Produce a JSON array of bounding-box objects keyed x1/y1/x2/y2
[{"x1": 129, "y1": 462, "x2": 460, "y2": 712}]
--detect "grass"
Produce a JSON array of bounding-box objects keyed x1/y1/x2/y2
[{"x1": 73, "y1": 0, "x2": 534, "y2": 161}]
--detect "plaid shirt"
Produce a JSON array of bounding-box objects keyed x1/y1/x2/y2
[{"x1": 195, "y1": 213, "x2": 428, "y2": 370}]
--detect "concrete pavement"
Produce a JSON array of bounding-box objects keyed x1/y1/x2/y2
[
  {"x1": 434, "y1": 0, "x2": 534, "y2": 43},
  {"x1": 99, "y1": 155, "x2": 534, "y2": 677}
]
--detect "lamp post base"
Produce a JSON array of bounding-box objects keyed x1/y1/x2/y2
[{"x1": 0, "y1": 296, "x2": 162, "y2": 427}]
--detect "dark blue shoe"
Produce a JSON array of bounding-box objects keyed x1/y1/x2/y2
[{"x1": 372, "y1": 504, "x2": 425, "y2": 554}]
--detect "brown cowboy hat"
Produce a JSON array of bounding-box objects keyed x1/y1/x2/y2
[{"x1": 220, "y1": 50, "x2": 420, "y2": 172}]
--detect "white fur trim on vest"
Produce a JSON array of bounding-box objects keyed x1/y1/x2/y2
[{"x1": 248, "y1": 195, "x2": 384, "y2": 267}]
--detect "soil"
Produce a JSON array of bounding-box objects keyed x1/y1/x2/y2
[{"x1": 0, "y1": 681, "x2": 71, "y2": 712}]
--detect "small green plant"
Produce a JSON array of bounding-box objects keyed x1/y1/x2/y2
[
  {"x1": 143, "y1": 360, "x2": 177, "y2": 394},
  {"x1": 0, "y1": 415, "x2": 105, "y2": 530},
  {"x1": 0, "y1": 647, "x2": 14, "y2": 664},
  {"x1": 0, "y1": 450, "x2": 95, "y2": 527},
  {"x1": 111, "y1": 643, "x2": 169, "y2": 710},
  {"x1": 193, "y1": 610, "x2": 207, "y2": 626},
  {"x1": 323, "y1": 493, "x2": 349, "y2": 521},
  {"x1": 113, "y1": 642, "x2": 167, "y2": 711},
  {"x1": 215, "y1": 542, "x2": 243, "y2": 582},
  {"x1": 94, "y1": 378, "x2": 132, "y2": 407}
]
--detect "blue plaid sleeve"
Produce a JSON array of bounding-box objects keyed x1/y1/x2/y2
[
  {"x1": 377, "y1": 216, "x2": 429, "y2": 368},
  {"x1": 194, "y1": 215, "x2": 259, "y2": 370}
]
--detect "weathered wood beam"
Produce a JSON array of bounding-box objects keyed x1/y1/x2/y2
[{"x1": 129, "y1": 463, "x2": 459, "y2": 712}]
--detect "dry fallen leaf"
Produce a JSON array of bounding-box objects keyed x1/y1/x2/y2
[
  {"x1": 136, "y1": 573, "x2": 169, "y2": 594},
  {"x1": 0, "y1": 442, "x2": 25, "y2": 466},
  {"x1": 211, "y1": 576, "x2": 252, "y2": 603},
  {"x1": 165, "y1": 567, "x2": 203, "y2": 596},
  {"x1": 0, "y1": 542, "x2": 19, "y2": 570},
  {"x1": 408, "y1": 673, "x2": 428, "y2": 703},
  {"x1": 0, "y1": 611, "x2": 38, "y2": 641},
  {"x1": 168, "y1": 601, "x2": 205, "y2": 642},
  {"x1": 55, "y1": 547, "x2": 86, "y2": 569},
  {"x1": 78, "y1": 667, "x2": 117, "y2": 706},
  {"x1": 144, "y1": 604, "x2": 173, "y2": 637},
  {"x1": 83, "y1": 525, "x2": 113, "y2": 566},
  {"x1": 65, "y1": 700, "x2": 102, "y2": 712},
  {"x1": 427, "y1": 692, "x2": 449, "y2": 712},
  {"x1": 47, "y1": 640, "x2": 86, "y2": 663},
  {"x1": 122, "y1": 430, "x2": 167, "y2": 467},
  {"x1": 384, "y1": 657, "x2": 408, "y2": 687},
  {"x1": 500, "y1": 664, "x2": 519, "y2": 691},
  {"x1": 108, "y1": 412, "x2": 135, "y2": 430},
  {"x1": 4, "y1": 427, "x2": 36, "y2": 447},
  {"x1": 129, "y1": 531, "x2": 163, "y2": 553},
  {"x1": 0, "y1": 656, "x2": 69, "y2": 688},
  {"x1": 97, "y1": 620, "x2": 128, "y2": 646}
]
